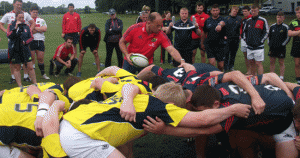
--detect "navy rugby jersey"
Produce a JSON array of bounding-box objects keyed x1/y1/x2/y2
[
  {"x1": 224, "y1": 15, "x2": 242, "y2": 38},
  {"x1": 268, "y1": 23, "x2": 289, "y2": 49},
  {"x1": 203, "y1": 16, "x2": 226, "y2": 45}
]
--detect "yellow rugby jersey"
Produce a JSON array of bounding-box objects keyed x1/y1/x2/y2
[
  {"x1": 41, "y1": 134, "x2": 68, "y2": 158},
  {"x1": 63, "y1": 92, "x2": 189, "y2": 147},
  {"x1": 48, "y1": 84, "x2": 71, "y2": 110},
  {"x1": 1, "y1": 82, "x2": 56, "y2": 104}
]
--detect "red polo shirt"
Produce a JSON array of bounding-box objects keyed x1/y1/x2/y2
[
  {"x1": 190, "y1": 12, "x2": 210, "y2": 39},
  {"x1": 53, "y1": 43, "x2": 75, "y2": 60},
  {"x1": 123, "y1": 22, "x2": 171, "y2": 64},
  {"x1": 62, "y1": 12, "x2": 82, "y2": 34}
]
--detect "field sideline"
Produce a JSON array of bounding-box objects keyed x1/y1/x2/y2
[{"x1": 0, "y1": 13, "x2": 296, "y2": 157}]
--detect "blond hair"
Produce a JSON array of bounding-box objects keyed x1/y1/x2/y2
[
  {"x1": 231, "y1": 6, "x2": 239, "y2": 10},
  {"x1": 153, "y1": 82, "x2": 186, "y2": 108}
]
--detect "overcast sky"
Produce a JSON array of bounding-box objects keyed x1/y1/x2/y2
[{"x1": 5, "y1": 0, "x2": 96, "y2": 9}]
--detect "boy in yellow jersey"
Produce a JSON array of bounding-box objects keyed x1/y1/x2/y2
[{"x1": 44, "y1": 81, "x2": 251, "y2": 157}]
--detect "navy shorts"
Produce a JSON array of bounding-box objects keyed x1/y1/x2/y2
[
  {"x1": 268, "y1": 46, "x2": 286, "y2": 58},
  {"x1": 291, "y1": 44, "x2": 300, "y2": 58},
  {"x1": 65, "y1": 33, "x2": 80, "y2": 45},
  {"x1": 30, "y1": 40, "x2": 45, "y2": 52},
  {"x1": 80, "y1": 43, "x2": 97, "y2": 52},
  {"x1": 205, "y1": 43, "x2": 225, "y2": 62},
  {"x1": 9, "y1": 46, "x2": 32, "y2": 64},
  {"x1": 191, "y1": 39, "x2": 204, "y2": 51}
]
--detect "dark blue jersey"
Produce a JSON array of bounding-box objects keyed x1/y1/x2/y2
[
  {"x1": 293, "y1": 86, "x2": 300, "y2": 101},
  {"x1": 171, "y1": 19, "x2": 197, "y2": 50},
  {"x1": 151, "y1": 65, "x2": 187, "y2": 83},
  {"x1": 193, "y1": 63, "x2": 220, "y2": 74},
  {"x1": 215, "y1": 83, "x2": 294, "y2": 135},
  {"x1": 268, "y1": 23, "x2": 290, "y2": 49},
  {"x1": 203, "y1": 16, "x2": 226, "y2": 45},
  {"x1": 224, "y1": 15, "x2": 242, "y2": 38}
]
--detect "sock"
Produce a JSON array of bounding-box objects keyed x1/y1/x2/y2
[
  {"x1": 24, "y1": 74, "x2": 29, "y2": 78},
  {"x1": 11, "y1": 75, "x2": 15, "y2": 79},
  {"x1": 33, "y1": 64, "x2": 35, "y2": 68},
  {"x1": 279, "y1": 76, "x2": 284, "y2": 80},
  {"x1": 297, "y1": 77, "x2": 300, "y2": 84},
  {"x1": 38, "y1": 63, "x2": 45, "y2": 75}
]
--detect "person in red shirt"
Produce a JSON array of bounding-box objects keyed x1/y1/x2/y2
[
  {"x1": 191, "y1": 2, "x2": 210, "y2": 64},
  {"x1": 49, "y1": 37, "x2": 78, "y2": 77},
  {"x1": 119, "y1": 12, "x2": 185, "y2": 74},
  {"x1": 61, "y1": 3, "x2": 82, "y2": 59}
]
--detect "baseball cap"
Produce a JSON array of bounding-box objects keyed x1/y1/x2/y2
[{"x1": 109, "y1": 8, "x2": 116, "y2": 15}]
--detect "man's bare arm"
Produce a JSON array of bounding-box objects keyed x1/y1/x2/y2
[
  {"x1": 0, "y1": 22, "x2": 7, "y2": 33},
  {"x1": 96, "y1": 66, "x2": 120, "y2": 77}
]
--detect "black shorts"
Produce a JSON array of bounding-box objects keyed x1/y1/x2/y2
[
  {"x1": 0, "y1": 49, "x2": 9, "y2": 64},
  {"x1": 268, "y1": 46, "x2": 286, "y2": 58},
  {"x1": 191, "y1": 39, "x2": 203, "y2": 51},
  {"x1": 205, "y1": 43, "x2": 225, "y2": 62},
  {"x1": 80, "y1": 43, "x2": 97, "y2": 52},
  {"x1": 30, "y1": 40, "x2": 45, "y2": 52},
  {"x1": 65, "y1": 33, "x2": 80, "y2": 45},
  {"x1": 291, "y1": 44, "x2": 300, "y2": 58},
  {"x1": 9, "y1": 46, "x2": 32, "y2": 64}
]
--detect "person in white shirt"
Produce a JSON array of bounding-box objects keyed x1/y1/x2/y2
[
  {"x1": 29, "y1": 6, "x2": 50, "y2": 80},
  {"x1": 0, "y1": 0, "x2": 36, "y2": 84}
]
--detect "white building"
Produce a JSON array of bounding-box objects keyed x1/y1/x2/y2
[{"x1": 264, "y1": 0, "x2": 300, "y2": 12}]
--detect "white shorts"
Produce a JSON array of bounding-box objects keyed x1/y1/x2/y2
[
  {"x1": 59, "y1": 120, "x2": 116, "y2": 158},
  {"x1": 247, "y1": 49, "x2": 265, "y2": 61},
  {"x1": 240, "y1": 39, "x2": 247, "y2": 53},
  {"x1": 273, "y1": 122, "x2": 296, "y2": 143},
  {"x1": 0, "y1": 146, "x2": 21, "y2": 158}
]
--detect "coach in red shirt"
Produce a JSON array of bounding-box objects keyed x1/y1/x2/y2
[
  {"x1": 61, "y1": 3, "x2": 82, "y2": 59},
  {"x1": 191, "y1": 2, "x2": 210, "y2": 64},
  {"x1": 119, "y1": 12, "x2": 185, "y2": 74},
  {"x1": 49, "y1": 36, "x2": 78, "y2": 76}
]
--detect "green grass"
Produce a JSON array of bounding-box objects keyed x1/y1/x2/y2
[{"x1": 0, "y1": 13, "x2": 296, "y2": 157}]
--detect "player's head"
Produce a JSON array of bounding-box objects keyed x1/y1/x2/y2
[
  {"x1": 68, "y1": 3, "x2": 75, "y2": 12},
  {"x1": 242, "y1": 6, "x2": 251, "y2": 17},
  {"x1": 140, "y1": 11, "x2": 149, "y2": 22},
  {"x1": 251, "y1": 5, "x2": 260, "y2": 17},
  {"x1": 69, "y1": 99, "x2": 93, "y2": 111},
  {"x1": 13, "y1": 0, "x2": 22, "y2": 12},
  {"x1": 164, "y1": 11, "x2": 171, "y2": 19},
  {"x1": 293, "y1": 99, "x2": 300, "y2": 131},
  {"x1": 30, "y1": 6, "x2": 39, "y2": 18},
  {"x1": 276, "y1": 11, "x2": 285, "y2": 24},
  {"x1": 147, "y1": 12, "x2": 163, "y2": 34},
  {"x1": 190, "y1": 84, "x2": 221, "y2": 111},
  {"x1": 153, "y1": 82, "x2": 186, "y2": 108},
  {"x1": 211, "y1": 4, "x2": 220, "y2": 18},
  {"x1": 148, "y1": 76, "x2": 168, "y2": 92},
  {"x1": 180, "y1": 8, "x2": 189, "y2": 20},
  {"x1": 296, "y1": 7, "x2": 300, "y2": 19},
  {"x1": 63, "y1": 76, "x2": 81, "y2": 96},
  {"x1": 136, "y1": 70, "x2": 156, "y2": 82},
  {"x1": 196, "y1": 2, "x2": 205, "y2": 14},
  {"x1": 15, "y1": 11, "x2": 24, "y2": 22},
  {"x1": 88, "y1": 24, "x2": 96, "y2": 35},
  {"x1": 109, "y1": 8, "x2": 116, "y2": 19},
  {"x1": 230, "y1": 6, "x2": 239, "y2": 17},
  {"x1": 142, "y1": 5, "x2": 151, "y2": 14},
  {"x1": 65, "y1": 36, "x2": 73, "y2": 47}
]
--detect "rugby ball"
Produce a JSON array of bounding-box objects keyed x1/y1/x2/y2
[{"x1": 130, "y1": 53, "x2": 149, "y2": 68}]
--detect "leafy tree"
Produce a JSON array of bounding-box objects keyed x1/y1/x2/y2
[{"x1": 84, "y1": 6, "x2": 91, "y2": 14}]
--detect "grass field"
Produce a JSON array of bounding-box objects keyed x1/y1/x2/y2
[{"x1": 0, "y1": 13, "x2": 295, "y2": 157}]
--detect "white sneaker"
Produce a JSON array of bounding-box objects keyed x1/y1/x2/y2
[{"x1": 42, "y1": 74, "x2": 50, "y2": 80}]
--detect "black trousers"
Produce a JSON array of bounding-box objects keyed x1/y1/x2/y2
[
  {"x1": 173, "y1": 48, "x2": 193, "y2": 67},
  {"x1": 49, "y1": 57, "x2": 78, "y2": 75},
  {"x1": 105, "y1": 42, "x2": 123, "y2": 68},
  {"x1": 224, "y1": 38, "x2": 240, "y2": 71}
]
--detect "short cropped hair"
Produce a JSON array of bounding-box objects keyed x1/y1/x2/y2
[
  {"x1": 231, "y1": 6, "x2": 239, "y2": 10},
  {"x1": 277, "y1": 11, "x2": 284, "y2": 16},
  {"x1": 13, "y1": 0, "x2": 22, "y2": 4},
  {"x1": 65, "y1": 36, "x2": 73, "y2": 42},
  {"x1": 180, "y1": 7, "x2": 189, "y2": 12},
  {"x1": 136, "y1": 71, "x2": 156, "y2": 82},
  {"x1": 148, "y1": 12, "x2": 161, "y2": 22},
  {"x1": 243, "y1": 6, "x2": 251, "y2": 11},
  {"x1": 68, "y1": 3, "x2": 74, "y2": 8},
  {"x1": 15, "y1": 11, "x2": 24, "y2": 18},
  {"x1": 30, "y1": 6, "x2": 39, "y2": 12},
  {"x1": 88, "y1": 23, "x2": 96, "y2": 29},
  {"x1": 190, "y1": 84, "x2": 221, "y2": 108},
  {"x1": 148, "y1": 76, "x2": 168, "y2": 91},
  {"x1": 251, "y1": 5, "x2": 259, "y2": 9},
  {"x1": 70, "y1": 99, "x2": 92, "y2": 111},
  {"x1": 63, "y1": 76, "x2": 81, "y2": 93},
  {"x1": 296, "y1": 7, "x2": 300, "y2": 11},
  {"x1": 153, "y1": 82, "x2": 186, "y2": 108},
  {"x1": 212, "y1": 4, "x2": 219, "y2": 9},
  {"x1": 196, "y1": 2, "x2": 205, "y2": 8}
]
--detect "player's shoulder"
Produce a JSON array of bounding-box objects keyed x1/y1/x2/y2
[
  {"x1": 270, "y1": 23, "x2": 277, "y2": 28},
  {"x1": 282, "y1": 23, "x2": 289, "y2": 29}
]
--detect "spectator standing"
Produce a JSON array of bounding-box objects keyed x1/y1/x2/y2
[
  {"x1": 201, "y1": 4, "x2": 226, "y2": 71},
  {"x1": 0, "y1": 0, "x2": 35, "y2": 84},
  {"x1": 136, "y1": 5, "x2": 151, "y2": 24},
  {"x1": 77, "y1": 24, "x2": 101, "y2": 77},
  {"x1": 29, "y1": 6, "x2": 50, "y2": 80},
  {"x1": 243, "y1": 5, "x2": 269, "y2": 75},
  {"x1": 62, "y1": 3, "x2": 81, "y2": 59},
  {"x1": 167, "y1": 8, "x2": 201, "y2": 67},
  {"x1": 240, "y1": 6, "x2": 252, "y2": 75},
  {"x1": 224, "y1": 6, "x2": 242, "y2": 71},
  {"x1": 119, "y1": 12, "x2": 185, "y2": 74},
  {"x1": 288, "y1": 7, "x2": 300, "y2": 85},
  {"x1": 104, "y1": 9, "x2": 123, "y2": 68},
  {"x1": 49, "y1": 37, "x2": 78, "y2": 77},
  {"x1": 7, "y1": 11, "x2": 36, "y2": 87},
  {"x1": 160, "y1": 11, "x2": 172, "y2": 64},
  {"x1": 268, "y1": 12, "x2": 289, "y2": 81},
  {"x1": 191, "y1": 2, "x2": 210, "y2": 64}
]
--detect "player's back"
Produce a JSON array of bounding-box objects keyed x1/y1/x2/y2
[{"x1": 193, "y1": 63, "x2": 220, "y2": 74}]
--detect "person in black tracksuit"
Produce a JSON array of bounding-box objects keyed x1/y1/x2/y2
[
  {"x1": 268, "y1": 12, "x2": 290, "y2": 81},
  {"x1": 161, "y1": 11, "x2": 173, "y2": 64},
  {"x1": 224, "y1": 6, "x2": 242, "y2": 72},
  {"x1": 104, "y1": 8, "x2": 123, "y2": 68},
  {"x1": 243, "y1": 5, "x2": 269, "y2": 76}
]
